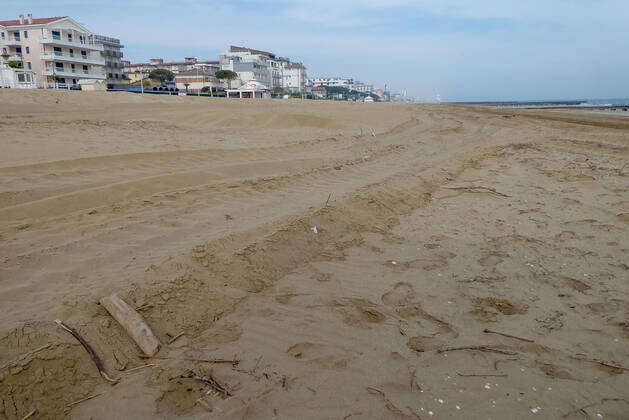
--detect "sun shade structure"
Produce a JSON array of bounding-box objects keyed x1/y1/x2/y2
[{"x1": 226, "y1": 80, "x2": 270, "y2": 98}]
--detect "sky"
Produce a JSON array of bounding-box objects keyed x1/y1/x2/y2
[{"x1": 4, "y1": 0, "x2": 629, "y2": 101}]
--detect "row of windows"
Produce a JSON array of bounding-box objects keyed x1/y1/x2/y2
[
  {"x1": 52, "y1": 46, "x2": 89, "y2": 58},
  {"x1": 107, "y1": 73, "x2": 120, "y2": 79},
  {"x1": 0, "y1": 30, "x2": 29, "y2": 41}
]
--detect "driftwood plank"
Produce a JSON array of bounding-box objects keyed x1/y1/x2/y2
[{"x1": 100, "y1": 294, "x2": 161, "y2": 356}]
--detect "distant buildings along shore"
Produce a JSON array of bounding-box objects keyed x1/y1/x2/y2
[{"x1": 1, "y1": 13, "x2": 402, "y2": 100}]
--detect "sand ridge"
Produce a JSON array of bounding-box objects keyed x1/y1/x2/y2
[{"x1": 0, "y1": 91, "x2": 628, "y2": 419}]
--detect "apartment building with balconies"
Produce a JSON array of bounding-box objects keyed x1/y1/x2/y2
[
  {"x1": 220, "y1": 46, "x2": 307, "y2": 93},
  {"x1": 93, "y1": 34, "x2": 124, "y2": 88},
  {"x1": 0, "y1": 14, "x2": 108, "y2": 88}
]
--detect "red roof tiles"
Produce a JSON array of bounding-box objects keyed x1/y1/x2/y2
[{"x1": 0, "y1": 16, "x2": 66, "y2": 26}]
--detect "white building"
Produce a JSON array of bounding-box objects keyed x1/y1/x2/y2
[
  {"x1": 220, "y1": 46, "x2": 307, "y2": 93},
  {"x1": 351, "y1": 81, "x2": 373, "y2": 94},
  {"x1": 0, "y1": 14, "x2": 107, "y2": 88},
  {"x1": 219, "y1": 46, "x2": 273, "y2": 88},
  {"x1": 279, "y1": 61, "x2": 307, "y2": 93},
  {"x1": 310, "y1": 77, "x2": 354, "y2": 88}
]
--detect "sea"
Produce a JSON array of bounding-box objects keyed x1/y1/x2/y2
[{"x1": 452, "y1": 98, "x2": 629, "y2": 109}]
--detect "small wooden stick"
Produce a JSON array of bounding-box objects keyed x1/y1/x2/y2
[
  {"x1": 457, "y1": 372, "x2": 508, "y2": 377},
  {"x1": 55, "y1": 320, "x2": 118, "y2": 383},
  {"x1": 66, "y1": 392, "x2": 105, "y2": 408},
  {"x1": 21, "y1": 409, "x2": 37, "y2": 420},
  {"x1": 444, "y1": 186, "x2": 510, "y2": 197},
  {"x1": 124, "y1": 364, "x2": 155, "y2": 374},
  {"x1": 483, "y1": 328, "x2": 534, "y2": 343},
  {"x1": 182, "y1": 373, "x2": 232, "y2": 397},
  {"x1": 438, "y1": 346, "x2": 518, "y2": 356},
  {"x1": 168, "y1": 332, "x2": 185, "y2": 344},
  {"x1": 139, "y1": 354, "x2": 239, "y2": 364},
  {"x1": 325, "y1": 193, "x2": 332, "y2": 207}
]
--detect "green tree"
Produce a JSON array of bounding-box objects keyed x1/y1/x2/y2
[
  {"x1": 215, "y1": 70, "x2": 238, "y2": 89},
  {"x1": 148, "y1": 68, "x2": 175, "y2": 84},
  {"x1": 7, "y1": 60, "x2": 22, "y2": 69}
]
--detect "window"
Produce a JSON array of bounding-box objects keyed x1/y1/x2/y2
[
  {"x1": 18, "y1": 73, "x2": 26, "y2": 82},
  {"x1": 23, "y1": 31, "x2": 28, "y2": 39},
  {"x1": 71, "y1": 64, "x2": 76, "y2": 73},
  {"x1": 53, "y1": 47, "x2": 62, "y2": 56},
  {"x1": 13, "y1": 31, "x2": 20, "y2": 41},
  {"x1": 1, "y1": 32, "x2": 5, "y2": 40},
  {"x1": 67, "y1": 33, "x2": 73, "y2": 42},
  {"x1": 83, "y1": 65, "x2": 88, "y2": 74},
  {"x1": 27, "y1": 62, "x2": 32, "y2": 69},
  {"x1": 25, "y1": 46, "x2": 29, "y2": 54},
  {"x1": 115, "y1": 74, "x2": 119, "y2": 79},
  {"x1": 69, "y1": 49, "x2": 74, "y2": 57},
  {"x1": 52, "y1": 30, "x2": 61, "y2": 40},
  {"x1": 81, "y1": 50, "x2": 87, "y2": 58},
  {"x1": 55, "y1": 62, "x2": 64, "y2": 70}
]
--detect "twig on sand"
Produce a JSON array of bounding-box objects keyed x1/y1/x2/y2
[
  {"x1": 483, "y1": 328, "x2": 534, "y2": 343},
  {"x1": 572, "y1": 355, "x2": 629, "y2": 373},
  {"x1": 2, "y1": 344, "x2": 53, "y2": 370},
  {"x1": 124, "y1": 364, "x2": 155, "y2": 374},
  {"x1": 562, "y1": 398, "x2": 629, "y2": 418},
  {"x1": 437, "y1": 346, "x2": 518, "y2": 356},
  {"x1": 325, "y1": 193, "x2": 333, "y2": 207},
  {"x1": 457, "y1": 372, "x2": 508, "y2": 378},
  {"x1": 139, "y1": 354, "x2": 239, "y2": 365},
  {"x1": 54, "y1": 320, "x2": 118, "y2": 383},
  {"x1": 21, "y1": 409, "x2": 37, "y2": 420},
  {"x1": 181, "y1": 373, "x2": 233, "y2": 398},
  {"x1": 444, "y1": 186, "x2": 510, "y2": 198},
  {"x1": 66, "y1": 392, "x2": 106, "y2": 408},
  {"x1": 168, "y1": 332, "x2": 185, "y2": 344}
]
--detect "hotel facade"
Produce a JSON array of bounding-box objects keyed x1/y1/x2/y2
[{"x1": 0, "y1": 15, "x2": 122, "y2": 88}]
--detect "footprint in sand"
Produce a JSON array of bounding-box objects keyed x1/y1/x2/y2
[{"x1": 381, "y1": 282, "x2": 416, "y2": 306}]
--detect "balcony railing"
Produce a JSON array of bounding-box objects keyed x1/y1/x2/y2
[
  {"x1": 43, "y1": 69, "x2": 106, "y2": 79},
  {"x1": 40, "y1": 52, "x2": 105, "y2": 66},
  {"x1": 0, "y1": 38, "x2": 21, "y2": 46},
  {"x1": 40, "y1": 36, "x2": 104, "y2": 51}
]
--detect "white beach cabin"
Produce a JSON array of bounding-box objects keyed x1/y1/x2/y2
[{"x1": 226, "y1": 80, "x2": 270, "y2": 99}]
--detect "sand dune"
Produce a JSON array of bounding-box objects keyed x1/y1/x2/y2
[{"x1": 0, "y1": 91, "x2": 628, "y2": 419}]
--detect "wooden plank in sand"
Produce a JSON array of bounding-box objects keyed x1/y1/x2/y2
[{"x1": 100, "y1": 293, "x2": 161, "y2": 356}]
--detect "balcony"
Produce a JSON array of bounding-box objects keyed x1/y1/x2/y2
[
  {"x1": 41, "y1": 52, "x2": 105, "y2": 66},
  {"x1": 4, "y1": 54, "x2": 23, "y2": 62},
  {"x1": 39, "y1": 36, "x2": 104, "y2": 51},
  {"x1": 0, "y1": 38, "x2": 21, "y2": 46},
  {"x1": 43, "y1": 69, "x2": 106, "y2": 79}
]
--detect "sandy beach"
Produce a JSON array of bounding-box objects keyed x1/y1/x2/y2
[{"x1": 1, "y1": 90, "x2": 628, "y2": 419}]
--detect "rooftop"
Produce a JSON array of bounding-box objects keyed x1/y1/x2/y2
[
  {"x1": 229, "y1": 45, "x2": 276, "y2": 59},
  {"x1": 124, "y1": 59, "x2": 219, "y2": 68},
  {"x1": 0, "y1": 16, "x2": 66, "y2": 27}
]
